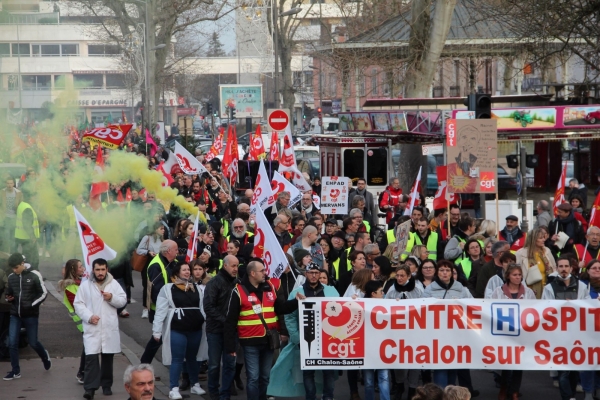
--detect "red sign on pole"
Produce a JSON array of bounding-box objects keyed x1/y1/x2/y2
[{"x1": 268, "y1": 109, "x2": 289, "y2": 131}]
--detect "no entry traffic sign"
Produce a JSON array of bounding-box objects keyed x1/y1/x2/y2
[{"x1": 268, "y1": 109, "x2": 289, "y2": 131}]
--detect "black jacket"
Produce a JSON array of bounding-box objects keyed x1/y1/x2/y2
[
  {"x1": 6, "y1": 268, "x2": 47, "y2": 317},
  {"x1": 223, "y1": 275, "x2": 296, "y2": 352},
  {"x1": 203, "y1": 267, "x2": 239, "y2": 334}
]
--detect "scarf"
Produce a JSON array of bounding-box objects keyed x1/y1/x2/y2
[
  {"x1": 589, "y1": 277, "x2": 600, "y2": 292},
  {"x1": 557, "y1": 212, "x2": 576, "y2": 239},
  {"x1": 393, "y1": 277, "x2": 415, "y2": 293},
  {"x1": 503, "y1": 227, "x2": 518, "y2": 245},
  {"x1": 501, "y1": 283, "x2": 525, "y2": 299},
  {"x1": 93, "y1": 272, "x2": 113, "y2": 291},
  {"x1": 171, "y1": 276, "x2": 195, "y2": 292},
  {"x1": 433, "y1": 276, "x2": 455, "y2": 291}
]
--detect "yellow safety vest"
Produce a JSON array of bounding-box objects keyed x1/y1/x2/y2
[
  {"x1": 63, "y1": 284, "x2": 83, "y2": 333},
  {"x1": 226, "y1": 231, "x2": 254, "y2": 243},
  {"x1": 457, "y1": 258, "x2": 474, "y2": 279},
  {"x1": 332, "y1": 258, "x2": 341, "y2": 280},
  {"x1": 363, "y1": 221, "x2": 371, "y2": 233},
  {"x1": 387, "y1": 229, "x2": 395, "y2": 245},
  {"x1": 209, "y1": 259, "x2": 225, "y2": 277},
  {"x1": 147, "y1": 254, "x2": 169, "y2": 311},
  {"x1": 221, "y1": 218, "x2": 230, "y2": 237},
  {"x1": 402, "y1": 231, "x2": 438, "y2": 261},
  {"x1": 15, "y1": 202, "x2": 40, "y2": 240}
]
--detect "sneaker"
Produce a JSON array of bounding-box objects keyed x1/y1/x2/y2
[
  {"x1": 76, "y1": 371, "x2": 84, "y2": 384},
  {"x1": 169, "y1": 387, "x2": 183, "y2": 399},
  {"x1": 191, "y1": 383, "x2": 207, "y2": 395},
  {"x1": 577, "y1": 384, "x2": 584, "y2": 393},
  {"x1": 120, "y1": 309, "x2": 130, "y2": 318},
  {"x1": 42, "y1": 350, "x2": 52, "y2": 370},
  {"x1": 141, "y1": 309, "x2": 149, "y2": 319},
  {"x1": 3, "y1": 371, "x2": 21, "y2": 380}
]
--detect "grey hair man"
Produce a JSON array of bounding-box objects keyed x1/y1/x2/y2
[
  {"x1": 363, "y1": 243, "x2": 381, "y2": 268},
  {"x1": 237, "y1": 202, "x2": 250, "y2": 214},
  {"x1": 265, "y1": 191, "x2": 291, "y2": 225},
  {"x1": 289, "y1": 226, "x2": 324, "y2": 268},
  {"x1": 124, "y1": 364, "x2": 156, "y2": 400},
  {"x1": 534, "y1": 200, "x2": 552, "y2": 229}
]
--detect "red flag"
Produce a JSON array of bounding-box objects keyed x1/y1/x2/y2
[
  {"x1": 186, "y1": 212, "x2": 200, "y2": 263},
  {"x1": 404, "y1": 167, "x2": 422, "y2": 215},
  {"x1": 73, "y1": 206, "x2": 117, "y2": 277},
  {"x1": 222, "y1": 126, "x2": 239, "y2": 184},
  {"x1": 590, "y1": 192, "x2": 600, "y2": 228},
  {"x1": 90, "y1": 146, "x2": 110, "y2": 210},
  {"x1": 249, "y1": 125, "x2": 266, "y2": 161},
  {"x1": 553, "y1": 161, "x2": 568, "y2": 216},
  {"x1": 205, "y1": 127, "x2": 225, "y2": 162},
  {"x1": 157, "y1": 161, "x2": 174, "y2": 187},
  {"x1": 269, "y1": 131, "x2": 279, "y2": 161},
  {"x1": 433, "y1": 166, "x2": 458, "y2": 211},
  {"x1": 145, "y1": 129, "x2": 158, "y2": 157}
]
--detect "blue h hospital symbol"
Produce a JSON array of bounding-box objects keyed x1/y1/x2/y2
[{"x1": 491, "y1": 304, "x2": 520, "y2": 336}]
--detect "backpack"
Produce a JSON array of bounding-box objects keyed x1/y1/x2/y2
[{"x1": 378, "y1": 190, "x2": 391, "y2": 212}]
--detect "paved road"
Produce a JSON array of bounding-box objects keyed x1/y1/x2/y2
[{"x1": 0, "y1": 256, "x2": 580, "y2": 399}]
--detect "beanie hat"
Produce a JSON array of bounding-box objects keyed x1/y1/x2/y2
[{"x1": 293, "y1": 248, "x2": 311, "y2": 266}]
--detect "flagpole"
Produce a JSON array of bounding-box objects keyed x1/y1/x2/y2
[{"x1": 495, "y1": 192, "x2": 500, "y2": 237}]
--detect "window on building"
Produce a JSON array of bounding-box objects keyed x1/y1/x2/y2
[
  {"x1": 359, "y1": 74, "x2": 366, "y2": 97},
  {"x1": 22, "y1": 75, "x2": 52, "y2": 90},
  {"x1": 74, "y1": 74, "x2": 104, "y2": 89},
  {"x1": 382, "y1": 71, "x2": 390, "y2": 96},
  {"x1": 106, "y1": 74, "x2": 126, "y2": 88},
  {"x1": 32, "y1": 44, "x2": 60, "y2": 57},
  {"x1": 0, "y1": 44, "x2": 10, "y2": 57},
  {"x1": 304, "y1": 71, "x2": 313, "y2": 90},
  {"x1": 62, "y1": 44, "x2": 79, "y2": 56},
  {"x1": 54, "y1": 75, "x2": 66, "y2": 89},
  {"x1": 7, "y1": 75, "x2": 19, "y2": 90},
  {"x1": 371, "y1": 69, "x2": 378, "y2": 95},
  {"x1": 329, "y1": 73, "x2": 337, "y2": 97},
  {"x1": 88, "y1": 44, "x2": 120, "y2": 56},
  {"x1": 344, "y1": 149, "x2": 364, "y2": 183},
  {"x1": 11, "y1": 43, "x2": 30, "y2": 56}
]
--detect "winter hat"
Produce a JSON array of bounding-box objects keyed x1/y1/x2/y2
[{"x1": 293, "y1": 248, "x2": 311, "y2": 266}]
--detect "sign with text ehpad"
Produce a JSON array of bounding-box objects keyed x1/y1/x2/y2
[{"x1": 320, "y1": 176, "x2": 350, "y2": 214}]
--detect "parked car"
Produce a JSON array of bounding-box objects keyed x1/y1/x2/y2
[{"x1": 584, "y1": 111, "x2": 600, "y2": 124}]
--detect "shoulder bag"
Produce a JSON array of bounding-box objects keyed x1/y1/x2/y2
[
  {"x1": 525, "y1": 263, "x2": 543, "y2": 286},
  {"x1": 131, "y1": 236, "x2": 151, "y2": 272}
]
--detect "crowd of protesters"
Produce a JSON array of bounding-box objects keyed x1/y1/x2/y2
[{"x1": 0, "y1": 126, "x2": 599, "y2": 400}]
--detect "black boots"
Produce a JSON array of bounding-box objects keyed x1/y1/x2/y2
[{"x1": 179, "y1": 372, "x2": 191, "y2": 391}]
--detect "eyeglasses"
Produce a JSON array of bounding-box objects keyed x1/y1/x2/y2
[
  {"x1": 279, "y1": 220, "x2": 289, "y2": 225},
  {"x1": 233, "y1": 226, "x2": 245, "y2": 230},
  {"x1": 256, "y1": 269, "x2": 266, "y2": 274},
  {"x1": 588, "y1": 267, "x2": 600, "y2": 271},
  {"x1": 422, "y1": 266, "x2": 435, "y2": 270}
]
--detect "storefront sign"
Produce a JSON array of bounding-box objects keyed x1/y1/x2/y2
[{"x1": 299, "y1": 298, "x2": 600, "y2": 370}]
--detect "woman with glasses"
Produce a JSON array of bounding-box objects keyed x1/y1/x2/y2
[
  {"x1": 416, "y1": 259, "x2": 436, "y2": 289},
  {"x1": 490, "y1": 264, "x2": 535, "y2": 400}
]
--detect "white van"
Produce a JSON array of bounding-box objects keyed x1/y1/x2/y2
[{"x1": 308, "y1": 117, "x2": 339, "y2": 135}]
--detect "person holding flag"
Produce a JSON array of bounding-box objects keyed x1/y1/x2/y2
[
  {"x1": 403, "y1": 167, "x2": 422, "y2": 217},
  {"x1": 546, "y1": 202, "x2": 585, "y2": 260}
]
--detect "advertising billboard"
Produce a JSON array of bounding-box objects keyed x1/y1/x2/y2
[{"x1": 219, "y1": 85, "x2": 263, "y2": 118}]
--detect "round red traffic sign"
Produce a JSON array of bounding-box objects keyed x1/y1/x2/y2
[{"x1": 268, "y1": 110, "x2": 289, "y2": 131}]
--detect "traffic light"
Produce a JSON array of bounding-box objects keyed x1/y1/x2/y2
[
  {"x1": 213, "y1": 108, "x2": 218, "y2": 117},
  {"x1": 230, "y1": 107, "x2": 236, "y2": 119},
  {"x1": 506, "y1": 154, "x2": 519, "y2": 169},
  {"x1": 465, "y1": 94, "x2": 492, "y2": 119},
  {"x1": 206, "y1": 103, "x2": 212, "y2": 116}
]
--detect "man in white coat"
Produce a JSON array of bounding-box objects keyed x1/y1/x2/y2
[{"x1": 75, "y1": 258, "x2": 127, "y2": 399}]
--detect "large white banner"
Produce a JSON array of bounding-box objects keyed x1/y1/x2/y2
[
  {"x1": 319, "y1": 177, "x2": 350, "y2": 214},
  {"x1": 250, "y1": 161, "x2": 273, "y2": 215},
  {"x1": 299, "y1": 298, "x2": 600, "y2": 370},
  {"x1": 268, "y1": 170, "x2": 302, "y2": 208}
]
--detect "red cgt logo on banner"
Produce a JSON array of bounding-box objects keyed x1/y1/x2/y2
[
  {"x1": 82, "y1": 124, "x2": 132, "y2": 149},
  {"x1": 321, "y1": 301, "x2": 365, "y2": 359}
]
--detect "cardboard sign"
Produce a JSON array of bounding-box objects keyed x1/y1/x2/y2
[{"x1": 446, "y1": 119, "x2": 498, "y2": 193}]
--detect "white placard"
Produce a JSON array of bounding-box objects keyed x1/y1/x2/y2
[
  {"x1": 422, "y1": 143, "x2": 444, "y2": 155},
  {"x1": 320, "y1": 176, "x2": 350, "y2": 214}
]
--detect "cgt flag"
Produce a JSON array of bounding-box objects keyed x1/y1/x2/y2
[
  {"x1": 250, "y1": 161, "x2": 273, "y2": 215},
  {"x1": 270, "y1": 131, "x2": 280, "y2": 161},
  {"x1": 553, "y1": 161, "x2": 568, "y2": 216},
  {"x1": 403, "y1": 166, "x2": 422, "y2": 216},
  {"x1": 82, "y1": 124, "x2": 132, "y2": 149},
  {"x1": 174, "y1": 142, "x2": 209, "y2": 175},
  {"x1": 249, "y1": 125, "x2": 266, "y2": 161},
  {"x1": 253, "y1": 206, "x2": 288, "y2": 279},
  {"x1": 432, "y1": 166, "x2": 457, "y2": 211},
  {"x1": 222, "y1": 125, "x2": 240, "y2": 185},
  {"x1": 277, "y1": 125, "x2": 312, "y2": 191},
  {"x1": 269, "y1": 170, "x2": 302, "y2": 208},
  {"x1": 73, "y1": 206, "x2": 117, "y2": 279},
  {"x1": 205, "y1": 126, "x2": 225, "y2": 162}
]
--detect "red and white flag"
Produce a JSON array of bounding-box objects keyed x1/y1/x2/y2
[
  {"x1": 250, "y1": 161, "x2": 273, "y2": 215},
  {"x1": 432, "y1": 166, "x2": 458, "y2": 211},
  {"x1": 253, "y1": 206, "x2": 288, "y2": 278},
  {"x1": 553, "y1": 161, "x2": 568, "y2": 216},
  {"x1": 268, "y1": 170, "x2": 302, "y2": 207},
  {"x1": 174, "y1": 142, "x2": 209, "y2": 175},
  {"x1": 404, "y1": 166, "x2": 422, "y2": 216},
  {"x1": 269, "y1": 131, "x2": 280, "y2": 161},
  {"x1": 156, "y1": 161, "x2": 174, "y2": 187},
  {"x1": 222, "y1": 125, "x2": 239, "y2": 185},
  {"x1": 90, "y1": 146, "x2": 110, "y2": 210},
  {"x1": 277, "y1": 125, "x2": 311, "y2": 191},
  {"x1": 590, "y1": 192, "x2": 600, "y2": 228},
  {"x1": 73, "y1": 206, "x2": 117, "y2": 279},
  {"x1": 248, "y1": 125, "x2": 266, "y2": 161},
  {"x1": 186, "y1": 212, "x2": 200, "y2": 263},
  {"x1": 205, "y1": 127, "x2": 225, "y2": 162}
]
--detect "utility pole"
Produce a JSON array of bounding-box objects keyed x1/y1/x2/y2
[{"x1": 520, "y1": 145, "x2": 529, "y2": 232}]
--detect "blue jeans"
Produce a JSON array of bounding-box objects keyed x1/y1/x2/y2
[
  {"x1": 303, "y1": 370, "x2": 336, "y2": 400},
  {"x1": 207, "y1": 332, "x2": 236, "y2": 399},
  {"x1": 364, "y1": 370, "x2": 390, "y2": 400},
  {"x1": 580, "y1": 371, "x2": 600, "y2": 393},
  {"x1": 559, "y1": 371, "x2": 578, "y2": 400},
  {"x1": 9, "y1": 315, "x2": 48, "y2": 374},
  {"x1": 243, "y1": 344, "x2": 273, "y2": 400},
  {"x1": 433, "y1": 370, "x2": 457, "y2": 388},
  {"x1": 169, "y1": 329, "x2": 202, "y2": 390}
]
